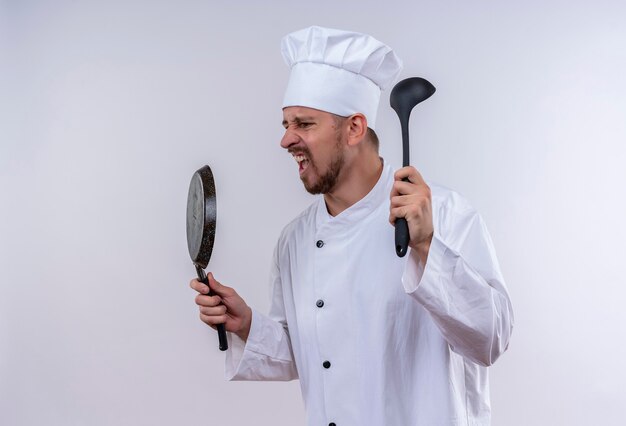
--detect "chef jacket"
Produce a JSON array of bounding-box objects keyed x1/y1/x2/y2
[{"x1": 225, "y1": 160, "x2": 514, "y2": 426}]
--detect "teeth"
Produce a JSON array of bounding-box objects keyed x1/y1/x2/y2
[{"x1": 293, "y1": 154, "x2": 307, "y2": 163}]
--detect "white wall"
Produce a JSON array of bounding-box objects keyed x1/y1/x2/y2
[{"x1": 2, "y1": 1, "x2": 625, "y2": 424}]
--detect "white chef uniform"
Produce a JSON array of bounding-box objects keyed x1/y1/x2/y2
[{"x1": 225, "y1": 161, "x2": 514, "y2": 426}]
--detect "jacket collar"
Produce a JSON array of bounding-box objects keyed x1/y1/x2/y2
[{"x1": 315, "y1": 158, "x2": 392, "y2": 233}]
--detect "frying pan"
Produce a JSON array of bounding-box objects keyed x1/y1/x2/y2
[
  {"x1": 390, "y1": 77, "x2": 436, "y2": 257},
  {"x1": 186, "y1": 165, "x2": 228, "y2": 351}
]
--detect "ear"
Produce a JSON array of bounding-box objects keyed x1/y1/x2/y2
[{"x1": 346, "y1": 113, "x2": 368, "y2": 147}]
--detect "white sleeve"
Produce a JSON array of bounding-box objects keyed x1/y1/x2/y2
[
  {"x1": 402, "y1": 205, "x2": 514, "y2": 367},
  {"x1": 225, "y1": 245, "x2": 298, "y2": 381}
]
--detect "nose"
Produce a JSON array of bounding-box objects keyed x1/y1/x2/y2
[{"x1": 280, "y1": 127, "x2": 300, "y2": 149}]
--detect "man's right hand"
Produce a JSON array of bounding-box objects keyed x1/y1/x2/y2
[{"x1": 190, "y1": 273, "x2": 252, "y2": 342}]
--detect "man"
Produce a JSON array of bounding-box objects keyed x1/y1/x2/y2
[{"x1": 190, "y1": 26, "x2": 513, "y2": 425}]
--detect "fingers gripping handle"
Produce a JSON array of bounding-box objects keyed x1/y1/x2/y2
[
  {"x1": 195, "y1": 265, "x2": 228, "y2": 351},
  {"x1": 396, "y1": 109, "x2": 411, "y2": 258},
  {"x1": 395, "y1": 216, "x2": 409, "y2": 258},
  {"x1": 395, "y1": 107, "x2": 411, "y2": 258},
  {"x1": 395, "y1": 162, "x2": 410, "y2": 256}
]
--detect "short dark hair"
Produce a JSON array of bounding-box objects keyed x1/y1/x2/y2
[{"x1": 366, "y1": 128, "x2": 379, "y2": 152}]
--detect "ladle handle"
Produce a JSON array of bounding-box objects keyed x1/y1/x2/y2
[
  {"x1": 395, "y1": 218, "x2": 409, "y2": 257},
  {"x1": 196, "y1": 265, "x2": 228, "y2": 351},
  {"x1": 395, "y1": 112, "x2": 411, "y2": 258}
]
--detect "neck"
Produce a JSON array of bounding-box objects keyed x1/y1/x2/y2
[{"x1": 323, "y1": 153, "x2": 383, "y2": 216}]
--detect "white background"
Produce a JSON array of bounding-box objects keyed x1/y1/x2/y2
[{"x1": 1, "y1": 1, "x2": 625, "y2": 425}]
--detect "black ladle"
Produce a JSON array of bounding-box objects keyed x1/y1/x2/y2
[
  {"x1": 390, "y1": 77, "x2": 436, "y2": 257},
  {"x1": 186, "y1": 165, "x2": 228, "y2": 351}
]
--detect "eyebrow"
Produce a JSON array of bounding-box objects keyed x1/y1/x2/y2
[{"x1": 282, "y1": 116, "x2": 316, "y2": 127}]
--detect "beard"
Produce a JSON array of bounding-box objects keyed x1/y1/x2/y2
[{"x1": 301, "y1": 134, "x2": 345, "y2": 195}]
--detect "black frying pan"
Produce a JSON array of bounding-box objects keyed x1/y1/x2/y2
[{"x1": 186, "y1": 165, "x2": 228, "y2": 351}]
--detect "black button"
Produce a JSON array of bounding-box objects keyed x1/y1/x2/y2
[
  {"x1": 316, "y1": 299, "x2": 324, "y2": 308},
  {"x1": 323, "y1": 360, "x2": 331, "y2": 369},
  {"x1": 329, "y1": 423, "x2": 336, "y2": 426},
  {"x1": 316, "y1": 240, "x2": 324, "y2": 248}
]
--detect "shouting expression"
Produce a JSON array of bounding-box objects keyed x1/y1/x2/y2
[{"x1": 281, "y1": 106, "x2": 346, "y2": 195}]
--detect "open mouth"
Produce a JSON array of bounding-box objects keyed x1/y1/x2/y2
[{"x1": 293, "y1": 153, "x2": 310, "y2": 175}]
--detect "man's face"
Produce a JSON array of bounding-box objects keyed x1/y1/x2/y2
[{"x1": 281, "y1": 106, "x2": 346, "y2": 195}]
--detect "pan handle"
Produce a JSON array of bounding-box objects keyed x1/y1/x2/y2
[{"x1": 195, "y1": 265, "x2": 228, "y2": 351}]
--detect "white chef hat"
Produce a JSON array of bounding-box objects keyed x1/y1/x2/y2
[{"x1": 281, "y1": 26, "x2": 403, "y2": 130}]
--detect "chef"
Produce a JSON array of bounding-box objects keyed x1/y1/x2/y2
[{"x1": 190, "y1": 26, "x2": 514, "y2": 425}]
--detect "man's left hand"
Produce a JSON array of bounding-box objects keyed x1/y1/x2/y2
[{"x1": 389, "y1": 166, "x2": 434, "y2": 264}]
